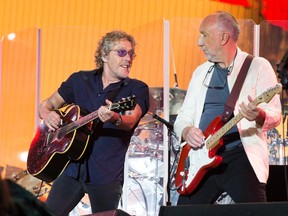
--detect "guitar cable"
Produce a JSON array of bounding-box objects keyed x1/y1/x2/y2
[{"x1": 35, "y1": 180, "x2": 44, "y2": 198}]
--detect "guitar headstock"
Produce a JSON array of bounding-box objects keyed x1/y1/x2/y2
[
  {"x1": 253, "y1": 83, "x2": 282, "y2": 105},
  {"x1": 110, "y1": 96, "x2": 137, "y2": 113}
]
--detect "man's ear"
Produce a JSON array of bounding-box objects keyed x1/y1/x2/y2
[
  {"x1": 101, "y1": 54, "x2": 108, "y2": 62},
  {"x1": 221, "y1": 32, "x2": 229, "y2": 45}
]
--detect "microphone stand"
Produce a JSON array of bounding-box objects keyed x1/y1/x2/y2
[{"x1": 153, "y1": 113, "x2": 175, "y2": 206}]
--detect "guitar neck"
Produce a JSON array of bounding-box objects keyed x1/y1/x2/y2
[
  {"x1": 62, "y1": 100, "x2": 132, "y2": 135},
  {"x1": 206, "y1": 113, "x2": 243, "y2": 149},
  {"x1": 206, "y1": 95, "x2": 265, "y2": 149},
  {"x1": 65, "y1": 110, "x2": 99, "y2": 134}
]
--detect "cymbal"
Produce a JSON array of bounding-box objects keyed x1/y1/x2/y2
[
  {"x1": 148, "y1": 87, "x2": 187, "y2": 115},
  {"x1": 139, "y1": 112, "x2": 156, "y2": 125},
  {"x1": 280, "y1": 98, "x2": 288, "y2": 114}
]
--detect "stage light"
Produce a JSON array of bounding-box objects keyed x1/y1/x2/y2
[
  {"x1": 7, "y1": 33, "x2": 16, "y2": 41},
  {"x1": 19, "y1": 151, "x2": 28, "y2": 162}
]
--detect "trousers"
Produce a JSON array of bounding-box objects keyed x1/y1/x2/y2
[{"x1": 45, "y1": 174, "x2": 122, "y2": 216}]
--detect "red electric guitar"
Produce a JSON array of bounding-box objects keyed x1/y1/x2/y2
[
  {"x1": 27, "y1": 96, "x2": 136, "y2": 183},
  {"x1": 174, "y1": 84, "x2": 281, "y2": 196}
]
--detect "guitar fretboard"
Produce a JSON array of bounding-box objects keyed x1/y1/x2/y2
[
  {"x1": 66, "y1": 110, "x2": 99, "y2": 134},
  {"x1": 206, "y1": 113, "x2": 243, "y2": 149},
  {"x1": 61, "y1": 100, "x2": 133, "y2": 135},
  {"x1": 206, "y1": 84, "x2": 281, "y2": 149}
]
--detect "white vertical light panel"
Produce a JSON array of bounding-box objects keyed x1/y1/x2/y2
[
  {"x1": 0, "y1": 36, "x2": 2, "y2": 114},
  {"x1": 35, "y1": 28, "x2": 41, "y2": 128},
  {"x1": 253, "y1": 24, "x2": 260, "y2": 57},
  {"x1": 122, "y1": 153, "x2": 128, "y2": 212},
  {"x1": 163, "y1": 19, "x2": 170, "y2": 206}
]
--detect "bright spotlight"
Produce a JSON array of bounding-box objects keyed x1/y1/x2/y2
[
  {"x1": 19, "y1": 151, "x2": 28, "y2": 162},
  {"x1": 7, "y1": 33, "x2": 16, "y2": 41}
]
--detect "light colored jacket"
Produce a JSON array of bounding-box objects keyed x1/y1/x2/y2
[{"x1": 174, "y1": 48, "x2": 282, "y2": 183}]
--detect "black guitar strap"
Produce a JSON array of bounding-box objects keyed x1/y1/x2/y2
[
  {"x1": 92, "y1": 82, "x2": 123, "y2": 129},
  {"x1": 105, "y1": 79, "x2": 129, "y2": 103},
  {"x1": 106, "y1": 88, "x2": 121, "y2": 103},
  {"x1": 221, "y1": 55, "x2": 254, "y2": 123}
]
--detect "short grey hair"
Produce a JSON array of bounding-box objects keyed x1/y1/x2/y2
[{"x1": 216, "y1": 11, "x2": 240, "y2": 42}]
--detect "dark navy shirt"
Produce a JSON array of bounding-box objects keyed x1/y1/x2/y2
[
  {"x1": 199, "y1": 65, "x2": 241, "y2": 150},
  {"x1": 57, "y1": 68, "x2": 150, "y2": 184}
]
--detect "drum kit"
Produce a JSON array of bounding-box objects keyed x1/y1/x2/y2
[
  {"x1": 267, "y1": 128, "x2": 288, "y2": 165},
  {"x1": 125, "y1": 87, "x2": 186, "y2": 216}
]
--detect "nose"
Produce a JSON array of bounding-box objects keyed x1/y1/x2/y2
[
  {"x1": 197, "y1": 36, "x2": 203, "y2": 47},
  {"x1": 124, "y1": 53, "x2": 132, "y2": 60}
]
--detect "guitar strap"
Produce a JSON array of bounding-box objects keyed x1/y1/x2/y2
[
  {"x1": 105, "y1": 78, "x2": 130, "y2": 102},
  {"x1": 221, "y1": 55, "x2": 254, "y2": 123},
  {"x1": 92, "y1": 82, "x2": 123, "y2": 128},
  {"x1": 106, "y1": 88, "x2": 121, "y2": 102}
]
